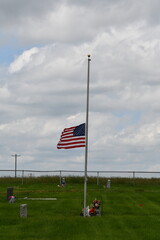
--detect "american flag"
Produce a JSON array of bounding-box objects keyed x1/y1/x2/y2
[{"x1": 57, "y1": 123, "x2": 85, "y2": 149}]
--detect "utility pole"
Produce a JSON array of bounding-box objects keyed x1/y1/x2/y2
[{"x1": 11, "y1": 154, "x2": 21, "y2": 178}]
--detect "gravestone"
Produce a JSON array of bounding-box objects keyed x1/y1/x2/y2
[
  {"x1": 106, "y1": 179, "x2": 111, "y2": 189},
  {"x1": 61, "y1": 177, "x2": 66, "y2": 186},
  {"x1": 7, "y1": 187, "x2": 13, "y2": 201},
  {"x1": 20, "y1": 204, "x2": 28, "y2": 218}
]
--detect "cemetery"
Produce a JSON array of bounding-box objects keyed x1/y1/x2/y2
[{"x1": 0, "y1": 176, "x2": 160, "y2": 239}]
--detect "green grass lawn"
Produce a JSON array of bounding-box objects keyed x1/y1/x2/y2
[{"x1": 0, "y1": 177, "x2": 160, "y2": 240}]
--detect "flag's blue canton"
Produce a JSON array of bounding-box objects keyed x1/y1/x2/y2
[{"x1": 73, "y1": 123, "x2": 85, "y2": 136}]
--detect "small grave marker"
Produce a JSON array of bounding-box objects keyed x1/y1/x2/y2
[
  {"x1": 19, "y1": 197, "x2": 57, "y2": 200},
  {"x1": 106, "y1": 179, "x2": 111, "y2": 189},
  {"x1": 20, "y1": 204, "x2": 28, "y2": 218}
]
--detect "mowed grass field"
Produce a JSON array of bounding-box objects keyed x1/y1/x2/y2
[{"x1": 0, "y1": 177, "x2": 160, "y2": 240}]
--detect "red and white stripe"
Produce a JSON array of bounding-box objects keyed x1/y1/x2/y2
[{"x1": 57, "y1": 126, "x2": 85, "y2": 149}]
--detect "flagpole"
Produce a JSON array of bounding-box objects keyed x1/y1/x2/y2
[{"x1": 84, "y1": 54, "x2": 91, "y2": 216}]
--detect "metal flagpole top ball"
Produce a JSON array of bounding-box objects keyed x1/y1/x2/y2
[{"x1": 87, "y1": 54, "x2": 91, "y2": 60}]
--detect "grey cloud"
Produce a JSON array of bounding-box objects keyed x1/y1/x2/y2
[
  {"x1": 1, "y1": 0, "x2": 160, "y2": 172},
  {"x1": 0, "y1": 0, "x2": 58, "y2": 22},
  {"x1": 0, "y1": 0, "x2": 160, "y2": 46}
]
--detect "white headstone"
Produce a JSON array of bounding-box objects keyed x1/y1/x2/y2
[
  {"x1": 106, "y1": 179, "x2": 111, "y2": 188},
  {"x1": 20, "y1": 204, "x2": 28, "y2": 218}
]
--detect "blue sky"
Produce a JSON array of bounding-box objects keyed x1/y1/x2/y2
[
  {"x1": 0, "y1": 45, "x2": 23, "y2": 65},
  {"x1": 1, "y1": 0, "x2": 160, "y2": 176}
]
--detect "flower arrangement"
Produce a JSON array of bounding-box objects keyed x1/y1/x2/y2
[
  {"x1": 93, "y1": 199, "x2": 101, "y2": 209},
  {"x1": 8, "y1": 195, "x2": 16, "y2": 203},
  {"x1": 80, "y1": 199, "x2": 101, "y2": 216}
]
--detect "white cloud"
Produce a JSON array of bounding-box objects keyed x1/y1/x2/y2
[
  {"x1": 9, "y1": 47, "x2": 39, "y2": 73},
  {"x1": 0, "y1": 117, "x2": 40, "y2": 136}
]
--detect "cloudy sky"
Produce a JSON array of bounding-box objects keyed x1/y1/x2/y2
[{"x1": 1, "y1": 0, "x2": 160, "y2": 175}]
